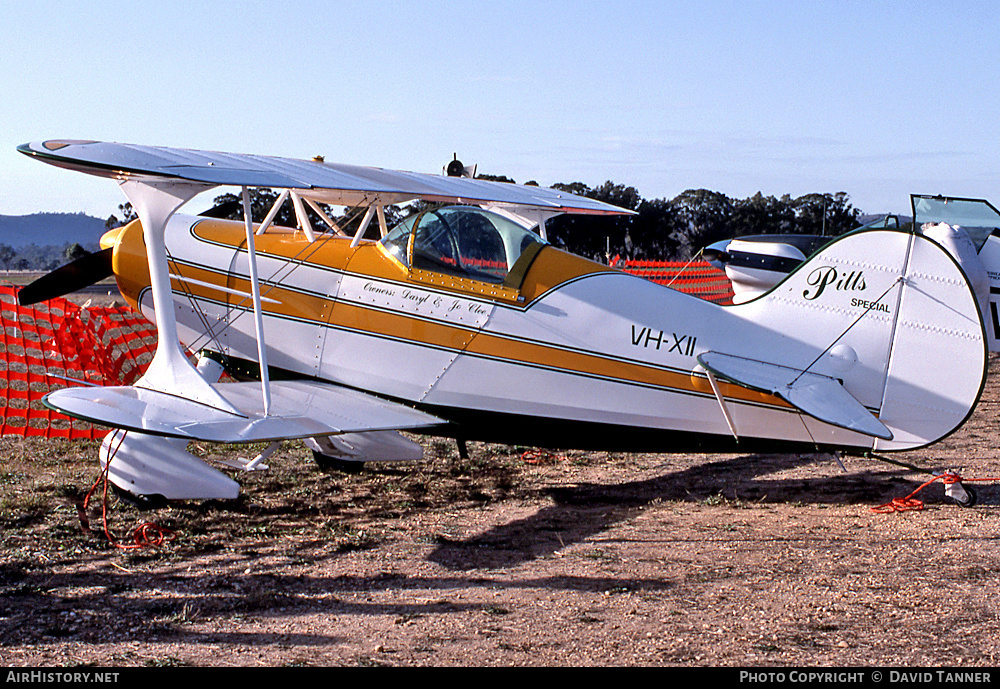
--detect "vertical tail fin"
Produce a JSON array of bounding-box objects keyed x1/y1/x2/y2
[{"x1": 728, "y1": 227, "x2": 987, "y2": 451}]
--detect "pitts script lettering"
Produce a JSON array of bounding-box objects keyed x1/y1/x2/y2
[{"x1": 803, "y1": 266, "x2": 866, "y2": 300}]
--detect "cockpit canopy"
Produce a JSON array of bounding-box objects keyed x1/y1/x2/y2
[
  {"x1": 912, "y1": 195, "x2": 1000, "y2": 252},
  {"x1": 381, "y1": 206, "x2": 547, "y2": 285}
]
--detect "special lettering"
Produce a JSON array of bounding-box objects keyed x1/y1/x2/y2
[
  {"x1": 850, "y1": 297, "x2": 890, "y2": 314},
  {"x1": 363, "y1": 281, "x2": 395, "y2": 297},
  {"x1": 358, "y1": 279, "x2": 490, "y2": 321}
]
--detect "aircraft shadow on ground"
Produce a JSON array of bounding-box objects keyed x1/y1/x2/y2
[
  {"x1": 1, "y1": 453, "x2": 995, "y2": 647},
  {"x1": 427, "y1": 451, "x2": 992, "y2": 571},
  {"x1": 0, "y1": 562, "x2": 677, "y2": 648}
]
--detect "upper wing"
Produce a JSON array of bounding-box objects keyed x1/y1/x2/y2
[
  {"x1": 43, "y1": 380, "x2": 444, "y2": 443},
  {"x1": 17, "y1": 140, "x2": 631, "y2": 215},
  {"x1": 697, "y1": 351, "x2": 893, "y2": 440}
]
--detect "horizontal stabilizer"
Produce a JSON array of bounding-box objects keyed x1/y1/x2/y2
[
  {"x1": 697, "y1": 351, "x2": 893, "y2": 440},
  {"x1": 43, "y1": 380, "x2": 443, "y2": 443}
]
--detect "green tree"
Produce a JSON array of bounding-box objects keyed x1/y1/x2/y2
[
  {"x1": 543, "y1": 182, "x2": 645, "y2": 261},
  {"x1": 477, "y1": 173, "x2": 516, "y2": 184},
  {"x1": 630, "y1": 197, "x2": 683, "y2": 260},
  {"x1": 0, "y1": 244, "x2": 15, "y2": 271},
  {"x1": 65, "y1": 243, "x2": 88, "y2": 261},
  {"x1": 105, "y1": 202, "x2": 137, "y2": 230},
  {"x1": 731, "y1": 192, "x2": 795, "y2": 238},
  {"x1": 671, "y1": 189, "x2": 734, "y2": 259},
  {"x1": 792, "y1": 192, "x2": 860, "y2": 235}
]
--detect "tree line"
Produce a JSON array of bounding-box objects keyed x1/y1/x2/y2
[
  {"x1": 210, "y1": 182, "x2": 865, "y2": 262},
  {"x1": 2, "y1": 183, "x2": 865, "y2": 273},
  {"x1": 0, "y1": 242, "x2": 90, "y2": 272},
  {"x1": 541, "y1": 183, "x2": 862, "y2": 262}
]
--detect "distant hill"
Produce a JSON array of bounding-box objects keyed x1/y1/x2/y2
[{"x1": 0, "y1": 212, "x2": 106, "y2": 249}]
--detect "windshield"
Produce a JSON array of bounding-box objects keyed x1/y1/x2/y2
[
  {"x1": 381, "y1": 206, "x2": 546, "y2": 284},
  {"x1": 912, "y1": 195, "x2": 1000, "y2": 251}
]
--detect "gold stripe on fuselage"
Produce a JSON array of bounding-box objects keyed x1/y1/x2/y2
[{"x1": 110, "y1": 217, "x2": 787, "y2": 409}]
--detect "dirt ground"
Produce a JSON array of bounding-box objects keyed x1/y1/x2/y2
[{"x1": 1, "y1": 354, "x2": 999, "y2": 667}]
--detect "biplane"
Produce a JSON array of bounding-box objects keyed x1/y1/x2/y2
[{"x1": 14, "y1": 140, "x2": 991, "y2": 507}]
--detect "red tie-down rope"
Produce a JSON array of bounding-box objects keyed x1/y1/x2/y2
[
  {"x1": 521, "y1": 448, "x2": 568, "y2": 464},
  {"x1": 872, "y1": 472, "x2": 999, "y2": 513},
  {"x1": 77, "y1": 430, "x2": 175, "y2": 549}
]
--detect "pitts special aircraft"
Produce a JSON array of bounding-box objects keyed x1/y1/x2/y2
[{"x1": 14, "y1": 140, "x2": 991, "y2": 506}]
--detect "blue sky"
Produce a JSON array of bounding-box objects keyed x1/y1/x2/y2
[{"x1": 1, "y1": 1, "x2": 997, "y2": 219}]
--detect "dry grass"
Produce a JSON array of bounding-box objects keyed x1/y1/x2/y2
[{"x1": 0, "y1": 368, "x2": 999, "y2": 666}]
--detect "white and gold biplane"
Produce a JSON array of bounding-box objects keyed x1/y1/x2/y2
[{"x1": 15, "y1": 140, "x2": 990, "y2": 506}]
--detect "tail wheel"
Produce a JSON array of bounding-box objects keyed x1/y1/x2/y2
[{"x1": 947, "y1": 485, "x2": 978, "y2": 508}]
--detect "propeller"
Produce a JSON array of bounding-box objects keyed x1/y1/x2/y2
[
  {"x1": 446, "y1": 156, "x2": 465, "y2": 177},
  {"x1": 17, "y1": 247, "x2": 114, "y2": 306},
  {"x1": 16, "y1": 202, "x2": 243, "y2": 307},
  {"x1": 701, "y1": 240, "x2": 732, "y2": 271},
  {"x1": 444, "y1": 154, "x2": 476, "y2": 178}
]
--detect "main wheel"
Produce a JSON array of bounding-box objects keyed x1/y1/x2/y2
[
  {"x1": 312, "y1": 450, "x2": 365, "y2": 474},
  {"x1": 111, "y1": 484, "x2": 168, "y2": 510}
]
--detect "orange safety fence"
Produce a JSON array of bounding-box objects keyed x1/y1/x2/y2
[
  {"x1": 0, "y1": 285, "x2": 157, "y2": 439},
  {"x1": 615, "y1": 260, "x2": 734, "y2": 304}
]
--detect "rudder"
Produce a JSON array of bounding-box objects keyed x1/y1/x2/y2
[{"x1": 727, "y1": 228, "x2": 986, "y2": 451}]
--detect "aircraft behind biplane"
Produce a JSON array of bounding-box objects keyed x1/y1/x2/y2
[{"x1": 14, "y1": 140, "x2": 991, "y2": 507}]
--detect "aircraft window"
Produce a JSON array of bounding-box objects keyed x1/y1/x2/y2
[
  {"x1": 412, "y1": 211, "x2": 463, "y2": 273},
  {"x1": 382, "y1": 219, "x2": 413, "y2": 264},
  {"x1": 381, "y1": 206, "x2": 546, "y2": 285},
  {"x1": 913, "y1": 196, "x2": 1000, "y2": 252}
]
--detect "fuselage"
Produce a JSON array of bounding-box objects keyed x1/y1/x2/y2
[{"x1": 103, "y1": 212, "x2": 975, "y2": 453}]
